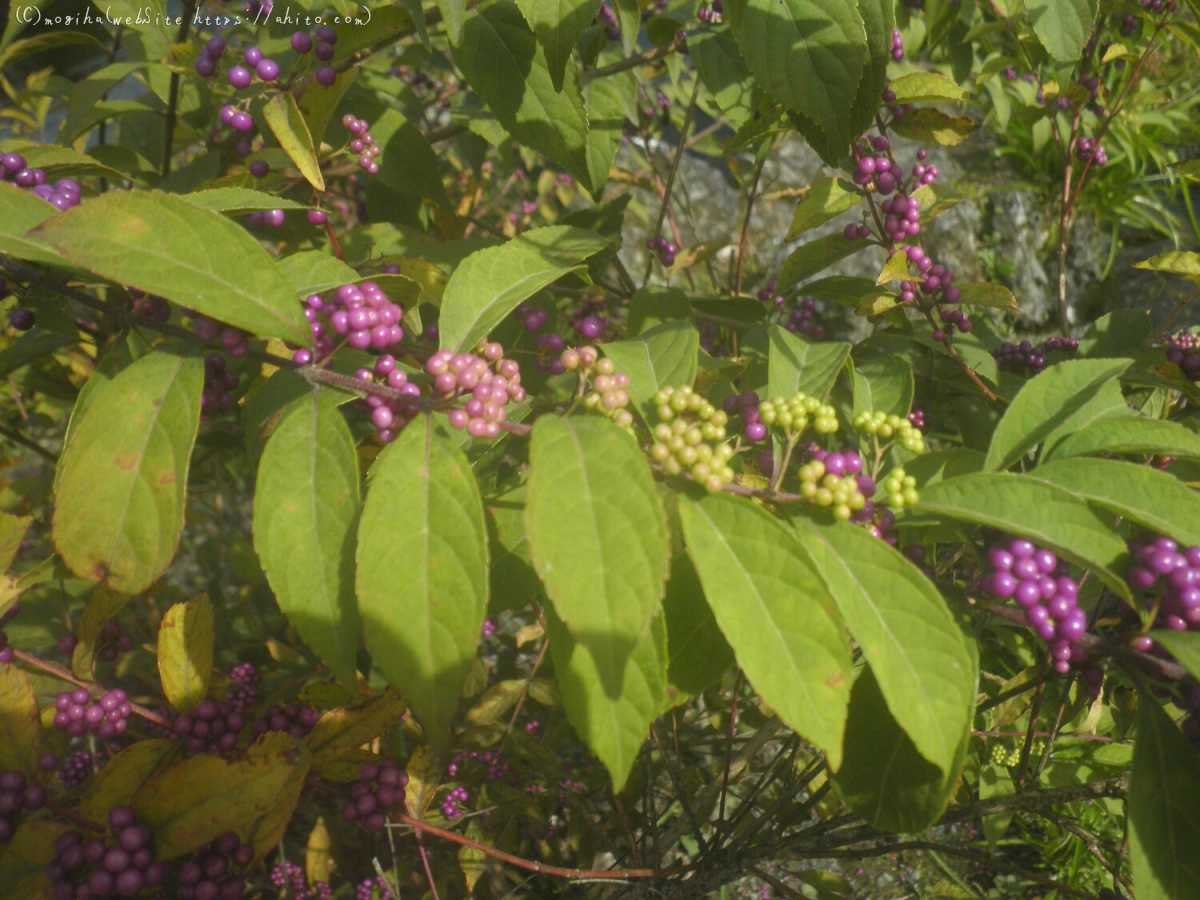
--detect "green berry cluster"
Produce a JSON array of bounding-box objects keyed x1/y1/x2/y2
[
  {"x1": 797, "y1": 460, "x2": 867, "y2": 521},
  {"x1": 990, "y1": 744, "x2": 1022, "y2": 767},
  {"x1": 758, "y1": 392, "x2": 839, "y2": 435},
  {"x1": 881, "y1": 467, "x2": 919, "y2": 509},
  {"x1": 852, "y1": 411, "x2": 926, "y2": 453},
  {"x1": 650, "y1": 386, "x2": 735, "y2": 493},
  {"x1": 563, "y1": 348, "x2": 634, "y2": 428}
]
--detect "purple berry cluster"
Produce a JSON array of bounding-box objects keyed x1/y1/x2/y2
[
  {"x1": 1114, "y1": 11, "x2": 1139, "y2": 35},
  {"x1": 596, "y1": 1, "x2": 621, "y2": 41},
  {"x1": 1074, "y1": 136, "x2": 1108, "y2": 167},
  {"x1": 515, "y1": 301, "x2": 550, "y2": 332},
  {"x1": 0, "y1": 602, "x2": 18, "y2": 663},
  {"x1": 202, "y1": 354, "x2": 241, "y2": 421},
  {"x1": 427, "y1": 344, "x2": 528, "y2": 438},
  {"x1": 355, "y1": 357, "x2": 422, "y2": 443},
  {"x1": 226, "y1": 44, "x2": 281, "y2": 87},
  {"x1": 270, "y1": 860, "x2": 332, "y2": 900},
  {"x1": 341, "y1": 759, "x2": 407, "y2": 833},
  {"x1": 697, "y1": 0, "x2": 723, "y2": 22},
  {"x1": 724, "y1": 390, "x2": 768, "y2": 442},
  {"x1": 571, "y1": 309, "x2": 610, "y2": 342},
  {"x1": 1165, "y1": 332, "x2": 1200, "y2": 381},
  {"x1": 250, "y1": 702, "x2": 319, "y2": 739},
  {"x1": 646, "y1": 235, "x2": 678, "y2": 267},
  {"x1": 245, "y1": 208, "x2": 287, "y2": 228},
  {"x1": 52, "y1": 687, "x2": 131, "y2": 740},
  {"x1": 227, "y1": 663, "x2": 260, "y2": 709},
  {"x1": 876, "y1": 192, "x2": 922, "y2": 242},
  {"x1": 851, "y1": 139, "x2": 902, "y2": 194},
  {"x1": 440, "y1": 785, "x2": 470, "y2": 819},
  {"x1": 58, "y1": 750, "x2": 93, "y2": 788},
  {"x1": 0, "y1": 769, "x2": 47, "y2": 842},
  {"x1": 8, "y1": 306, "x2": 34, "y2": 332},
  {"x1": 173, "y1": 700, "x2": 247, "y2": 755},
  {"x1": 910, "y1": 150, "x2": 939, "y2": 187},
  {"x1": 907, "y1": 407, "x2": 927, "y2": 429},
  {"x1": 48, "y1": 806, "x2": 164, "y2": 899},
  {"x1": 128, "y1": 288, "x2": 170, "y2": 323},
  {"x1": 993, "y1": 337, "x2": 1079, "y2": 375},
  {"x1": 890, "y1": 28, "x2": 904, "y2": 60},
  {"x1": 782, "y1": 297, "x2": 824, "y2": 339},
  {"x1": 193, "y1": 36, "x2": 225, "y2": 77},
  {"x1": 218, "y1": 104, "x2": 255, "y2": 135},
  {"x1": 980, "y1": 537, "x2": 1095, "y2": 681},
  {"x1": 193, "y1": 315, "x2": 250, "y2": 357},
  {"x1": 355, "y1": 877, "x2": 394, "y2": 900},
  {"x1": 343, "y1": 114, "x2": 382, "y2": 175},
  {"x1": 176, "y1": 830, "x2": 254, "y2": 900},
  {"x1": 1125, "y1": 535, "x2": 1200, "y2": 634},
  {"x1": 2, "y1": 153, "x2": 81, "y2": 210},
  {"x1": 293, "y1": 280, "x2": 406, "y2": 364}
]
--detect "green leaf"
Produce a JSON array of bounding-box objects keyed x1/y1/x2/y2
[
  {"x1": 71, "y1": 585, "x2": 132, "y2": 680},
  {"x1": 1037, "y1": 379, "x2": 1133, "y2": 460},
  {"x1": 1150, "y1": 632, "x2": 1200, "y2": 682},
  {"x1": 0, "y1": 663, "x2": 41, "y2": 774},
  {"x1": 526, "y1": 416, "x2": 669, "y2": 692},
  {"x1": 725, "y1": 0, "x2": 867, "y2": 150},
  {"x1": 0, "y1": 181, "x2": 68, "y2": 265},
  {"x1": 544, "y1": 592, "x2": 666, "y2": 790},
  {"x1": 157, "y1": 594, "x2": 214, "y2": 715},
  {"x1": 371, "y1": 109, "x2": 450, "y2": 208},
  {"x1": 1133, "y1": 250, "x2": 1200, "y2": 283},
  {"x1": 889, "y1": 108, "x2": 977, "y2": 145},
  {"x1": 627, "y1": 286, "x2": 693, "y2": 336},
  {"x1": 801, "y1": 275, "x2": 879, "y2": 306},
  {"x1": 53, "y1": 350, "x2": 203, "y2": 594},
  {"x1": 852, "y1": 356, "x2": 914, "y2": 418},
  {"x1": 767, "y1": 326, "x2": 851, "y2": 400},
  {"x1": 79, "y1": 741, "x2": 179, "y2": 826},
  {"x1": 33, "y1": 191, "x2": 311, "y2": 345},
  {"x1": 11, "y1": 145, "x2": 125, "y2": 180},
  {"x1": 278, "y1": 252, "x2": 361, "y2": 297},
  {"x1": 0, "y1": 820, "x2": 70, "y2": 898},
  {"x1": 1077, "y1": 309, "x2": 1152, "y2": 358},
  {"x1": 133, "y1": 733, "x2": 311, "y2": 861},
  {"x1": 297, "y1": 65, "x2": 360, "y2": 150},
  {"x1": 1129, "y1": 691, "x2": 1200, "y2": 900},
  {"x1": 437, "y1": 0, "x2": 467, "y2": 44},
  {"x1": 263, "y1": 92, "x2": 325, "y2": 192},
  {"x1": 1046, "y1": 416, "x2": 1200, "y2": 461},
  {"x1": 0, "y1": 513, "x2": 31, "y2": 575},
  {"x1": 953, "y1": 282, "x2": 1019, "y2": 312},
  {"x1": 613, "y1": 0, "x2": 641, "y2": 53},
  {"x1": 792, "y1": 520, "x2": 975, "y2": 774},
  {"x1": 777, "y1": 231, "x2": 867, "y2": 289},
  {"x1": 356, "y1": 416, "x2": 489, "y2": 741},
  {"x1": 1030, "y1": 459, "x2": 1200, "y2": 550},
  {"x1": 486, "y1": 483, "x2": 543, "y2": 614},
  {"x1": 679, "y1": 494, "x2": 851, "y2": 767},
  {"x1": 1027, "y1": 0, "x2": 1099, "y2": 62},
  {"x1": 887, "y1": 71, "x2": 970, "y2": 103},
  {"x1": 983, "y1": 358, "x2": 1133, "y2": 472},
  {"x1": 916, "y1": 472, "x2": 1132, "y2": 599},
  {"x1": 903, "y1": 448, "x2": 985, "y2": 485},
  {"x1": 876, "y1": 250, "x2": 911, "y2": 285},
  {"x1": 601, "y1": 321, "x2": 699, "y2": 420},
  {"x1": 690, "y1": 27, "x2": 756, "y2": 128},
  {"x1": 910, "y1": 182, "x2": 964, "y2": 222},
  {"x1": 786, "y1": 177, "x2": 864, "y2": 240},
  {"x1": 254, "y1": 389, "x2": 362, "y2": 688},
  {"x1": 831, "y1": 664, "x2": 965, "y2": 832},
  {"x1": 181, "y1": 188, "x2": 310, "y2": 216},
  {"x1": 516, "y1": 0, "x2": 603, "y2": 91},
  {"x1": 438, "y1": 225, "x2": 606, "y2": 352},
  {"x1": 847, "y1": 0, "x2": 893, "y2": 137},
  {"x1": 452, "y1": 2, "x2": 604, "y2": 193},
  {"x1": 662, "y1": 553, "x2": 735, "y2": 697},
  {"x1": 307, "y1": 690, "x2": 407, "y2": 763}
]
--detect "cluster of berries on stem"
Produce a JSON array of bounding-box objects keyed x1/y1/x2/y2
[
  {"x1": 646, "y1": 235, "x2": 678, "y2": 267},
  {"x1": 650, "y1": 385, "x2": 734, "y2": 491},
  {"x1": 294, "y1": 280, "x2": 407, "y2": 364},
  {"x1": 343, "y1": 115, "x2": 382, "y2": 175},
  {"x1": 176, "y1": 830, "x2": 255, "y2": 900},
  {"x1": 427, "y1": 344, "x2": 529, "y2": 438},
  {"x1": 341, "y1": 759, "x2": 407, "y2": 833},
  {"x1": 994, "y1": 337, "x2": 1079, "y2": 375},
  {"x1": 52, "y1": 687, "x2": 131, "y2": 740},
  {"x1": 2, "y1": 153, "x2": 81, "y2": 210},
  {"x1": 48, "y1": 806, "x2": 164, "y2": 899}
]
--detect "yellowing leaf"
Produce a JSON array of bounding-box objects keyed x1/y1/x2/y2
[
  {"x1": 157, "y1": 594, "x2": 214, "y2": 714},
  {"x1": 264, "y1": 92, "x2": 325, "y2": 191},
  {"x1": 71, "y1": 584, "x2": 131, "y2": 680},
  {"x1": 0, "y1": 663, "x2": 41, "y2": 774},
  {"x1": 877, "y1": 250, "x2": 911, "y2": 285},
  {"x1": 307, "y1": 689, "x2": 407, "y2": 764},
  {"x1": 80, "y1": 740, "x2": 179, "y2": 823}
]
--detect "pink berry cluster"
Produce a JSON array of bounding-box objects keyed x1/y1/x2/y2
[
  {"x1": 1166, "y1": 332, "x2": 1200, "y2": 381},
  {"x1": 228, "y1": 44, "x2": 280, "y2": 87},
  {"x1": 850, "y1": 136, "x2": 902, "y2": 193},
  {"x1": 907, "y1": 407, "x2": 927, "y2": 429},
  {"x1": 270, "y1": 860, "x2": 332, "y2": 899},
  {"x1": 0, "y1": 768, "x2": 47, "y2": 842},
  {"x1": 0, "y1": 602, "x2": 17, "y2": 664},
  {"x1": 58, "y1": 750, "x2": 93, "y2": 788},
  {"x1": 193, "y1": 315, "x2": 250, "y2": 357},
  {"x1": 646, "y1": 235, "x2": 678, "y2": 267},
  {"x1": 52, "y1": 687, "x2": 131, "y2": 740},
  {"x1": 980, "y1": 537, "x2": 1095, "y2": 681},
  {"x1": 1074, "y1": 136, "x2": 1108, "y2": 166},
  {"x1": 440, "y1": 784, "x2": 470, "y2": 819},
  {"x1": 355, "y1": 877, "x2": 394, "y2": 900},
  {"x1": 342, "y1": 759, "x2": 407, "y2": 833},
  {"x1": 596, "y1": 1, "x2": 621, "y2": 41},
  {"x1": 293, "y1": 280, "x2": 406, "y2": 364},
  {"x1": 993, "y1": 337, "x2": 1079, "y2": 375},
  {"x1": 48, "y1": 807, "x2": 164, "y2": 899},
  {"x1": 1125, "y1": 534, "x2": 1200, "y2": 635},
  {"x1": 202, "y1": 354, "x2": 241, "y2": 421},
  {"x1": 172, "y1": 700, "x2": 247, "y2": 755},
  {"x1": 356, "y1": 357, "x2": 422, "y2": 443},
  {"x1": 427, "y1": 344, "x2": 528, "y2": 439},
  {"x1": 2, "y1": 153, "x2": 81, "y2": 210},
  {"x1": 227, "y1": 663, "x2": 260, "y2": 709},
  {"x1": 697, "y1": 0, "x2": 723, "y2": 22},
  {"x1": 343, "y1": 114, "x2": 382, "y2": 175},
  {"x1": 447, "y1": 748, "x2": 511, "y2": 782},
  {"x1": 176, "y1": 831, "x2": 255, "y2": 900},
  {"x1": 217, "y1": 103, "x2": 254, "y2": 135},
  {"x1": 724, "y1": 390, "x2": 768, "y2": 442},
  {"x1": 890, "y1": 28, "x2": 903, "y2": 60},
  {"x1": 251, "y1": 702, "x2": 320, "y2": 739}
]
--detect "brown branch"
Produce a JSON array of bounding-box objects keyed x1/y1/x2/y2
[{"x1": 582, "y1": 39, "x2": 684, "y2": 84}]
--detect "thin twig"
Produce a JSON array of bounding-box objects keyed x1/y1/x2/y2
[
  {"x1": 0, "y1": 424, "x2": 57, "y2": 462},
  {"x1": 643, "y1": 78, "x2": 703, "y2": 288},
  {"x1": 582, "y1": 39, "x2": 685, "y2": 83},
  {"x1": 161, "y1": 2, "x2": 198, "y2": 178},
  {"x1": 733, "y1": 158, "x2": 765, "y2": 296}
]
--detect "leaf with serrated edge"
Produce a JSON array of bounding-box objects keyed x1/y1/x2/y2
[
  {"x1": 0, "y1": 663, "x2": 41, "y2": 774},
  {"x1": 544, "y1": 595, "x2": 666, "y2": 790},
  {"x1": 792, "y1": 519, "x2": 975, "y2": 774},
  {"x1": 917, "y1": 472, "x2": 1131, "y2": 599},
  {"x1": 602, "y1": 321, "x2": 699, "y2": 420},
  {"x1": 1029, "y1": 459, "x2": 1200, "y2": 549},
  {"x1": 767, "y1": 326, "x2": 851, "y2": 401},
  {"x1": 888, "y1": 71, "x2": 970, "y2": 103},
  {"x1": 32, "y1": 192, "x2": 310, "y2": 344},
  {"x1": 1027, "y1": 0, "x2": 1099, "y2": 62},
  {"x1": 254, "y1": 389, "x2": 361, "y2": 687},
  {"x1": 1047, "y1": 416, "x2": 1200, "y2": 461},
  {"x1": 984, "y1": 358, "x2": 1133, "y2": 472},
  {"x1": 1129, "y1": 690, "x2": 1200, "y2": 900},
  {"x1": 679, "y1": 494, "x2": 850, "y2": 767},
  {"x1": 53, "y1": 350, "x2": 203, "y2": 593},
  {"x1": 356, "y1": 416, "x2": 489, "y2": 741},
  {"x1": 158, "y1": 594, "x2": 213, "y2": 714},
  {"x1": 526, "y1": 416, "x2": 669, "y2": 694},
  {"x1": 438, "y1": 225, "x2": 607, "y2": 352},
  {"x1": 516, "y1": 0, "x2": 603, "y2": 91}
]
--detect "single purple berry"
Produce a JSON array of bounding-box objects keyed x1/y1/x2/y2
[
  {"x1": 291, "y1": 31, "x2": 313, "y2": 53},
  {"x1": 315, "y1": 66, "x2": 337, "y2": 86},
  {"x1": 227, "y1": 65, "x2": 252, "y2": 89}
]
